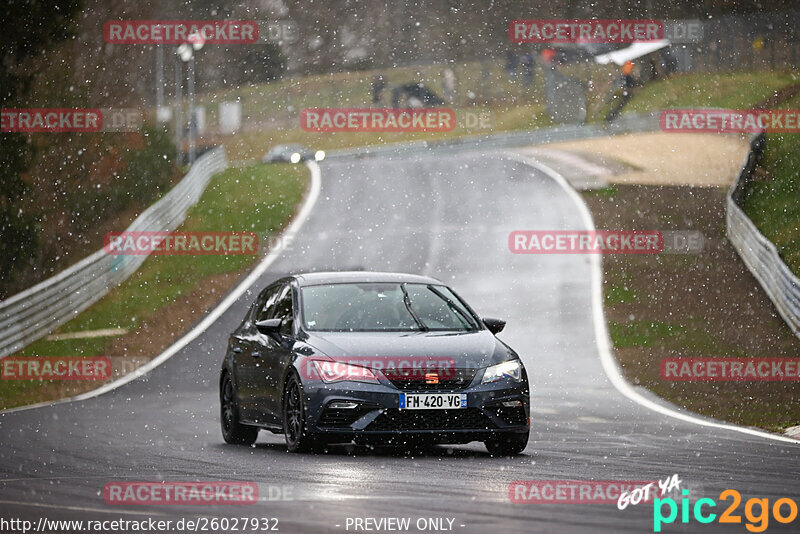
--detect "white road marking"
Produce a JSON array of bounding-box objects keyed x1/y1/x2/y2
[
  {"x1": 522, "y1": 148, "x2": 613, "y2": 177},
  {"x1": 577, "y1": 416, "x2": 609, "y2": 423},
  {"x1": 0, "y1": 499, "x2": 168, "y2": 516},
  {"x1": 45, "y1": 328, "x2": 128, "y2": 341},
  {"x1": 1, "y1": 162, "x2": 322, "y2": 415},
  {"x1": 506, "y1": 152, "x2": 799, "y2": 445}
]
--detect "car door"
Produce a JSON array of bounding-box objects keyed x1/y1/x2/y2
[
  {"x1": 234, "y1": 283, "x2": 281, "y2": 422},
  {"x1": 229, "y1": 300, "x2": 257, "y2": 420},
  {"x1": 254, "y1": 282, "x2": 297, "y2": 422}
]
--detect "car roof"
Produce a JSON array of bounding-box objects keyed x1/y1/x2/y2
[{"x1": 291, "y1": 271, "x2": 443, "y2": 287}]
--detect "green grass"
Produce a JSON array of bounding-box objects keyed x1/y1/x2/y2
[
  {"x1": 1, "y1": 163, "x2": 307, "y2": 409},
  {"x1": 622, "y1": 71, "x2": 800, "y2": 112},
  {"x1": 613, "y1": 70, "x2": 800, "y2": 279},
  {"x1": 202, "y1": 62, "x2": 550, "y2": 122},
  {"x1": 608, "y1": 319, "x2": 742, "y2": 356},
  {"x1": 742, "y1": 95, "x2": 800, "y2": 275},
  {"x1": 587, "y1": 70, "x2": 800, "y2": 124},
  {"x1": 586, "y1": 71, "x2": 800, "y2": 432},
  {"x1": 200, "y1": 60, "x2": 569, "y2": 160},
  {"x1": 210, "y1": 64, "x2": 800, "y2": 160},
  {"x1": 32, "y1": 162, "x2": 305, "y2": 342},
  {"x1": 583, "y1": 185, "x2": 619, "y2": 198},
  {"x1": 608, "y1": 320, "x2": 688, "y2": 348},
  {"x1": 604, "y1": 283, "x2": 636, "y2": 305},
  {"x1": 196, "y1": 59, "x2": 800, "y2": 157}
]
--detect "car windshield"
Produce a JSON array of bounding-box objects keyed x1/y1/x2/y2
[{"x1": 301, "y1": 282, "x2": 479, "y2": 332}]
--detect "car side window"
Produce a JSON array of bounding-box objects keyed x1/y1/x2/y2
[
  {"x1": 256, "y1": 285, "x2": 282, "y2": 323},
  {"x1": 271, "y1": 284, "x2": 295, "y2": 336}
]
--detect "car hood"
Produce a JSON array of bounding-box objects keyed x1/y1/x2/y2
[{"x1": 301, "y1": 329, "x2": 515, "y2": 370}]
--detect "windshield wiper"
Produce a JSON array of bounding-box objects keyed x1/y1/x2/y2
[
  {"x1": 400, "y1": 284, "x2": 429, "y2": 331},
  {"x1": 427, "y1": 285, "x2": 479, "y2": 330}
]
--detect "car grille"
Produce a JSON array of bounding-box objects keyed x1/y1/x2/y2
[
  {"x1": 366, "y1": 408, "x2": 496, "y2": 431},
  {"x1": 318, "y1": 406, "x2": 375, "y2": 428},
  {"x1": 385, "y1": 368, "x2": 477, "y2": 391}
]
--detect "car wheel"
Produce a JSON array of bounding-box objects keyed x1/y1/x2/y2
[
  {"x1": 220, "y1": 373, "x2": 258, "y2": 445},
  {"x1": 484, "y1": 431, "x2": 529, "y2": 456},
  {"x1": 283, "y1": 373, "x2": 318, "y2": 453}
]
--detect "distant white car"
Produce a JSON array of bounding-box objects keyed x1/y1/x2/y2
[{"x1": 262, "y1": 144, "x2": 325, "y2": 164}]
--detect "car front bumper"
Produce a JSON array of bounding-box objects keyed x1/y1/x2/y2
[{"x1": 301, "y1": 376, "x2": 530, "y2": 444}]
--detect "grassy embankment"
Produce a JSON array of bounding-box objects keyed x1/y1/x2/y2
[
  {"x1": 1, "y1": 163, "x2": 306, "y2": 409},
  {"x1": 585, "y1": 70, "x2": 800, "y2": 432}
]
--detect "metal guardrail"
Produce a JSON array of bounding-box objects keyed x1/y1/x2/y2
[
  {"x1": 325, "y1": 111, "x2": 662, "y2": 161},
  {"x1": 727, "y1": 133, "x2": 800, "y2": 338},
  {"x1": 0, "y1": 147, "x2": 228, "y2": 358}
]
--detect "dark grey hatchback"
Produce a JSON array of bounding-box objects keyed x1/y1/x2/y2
[{"x1": 219, "y1": 271, "x2": 530, "y2": 455}]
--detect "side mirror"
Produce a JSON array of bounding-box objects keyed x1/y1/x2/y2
[
  {"x1": 483, "y1": 317, "x2": 506, "y2": 335},
  {"x1": 255, "y1": 318, "x2": 282, "y2": 335}
]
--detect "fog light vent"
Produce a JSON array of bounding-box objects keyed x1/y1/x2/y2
[{"x1": 329, "y1": 401, "x2": 359, "y2": 409}]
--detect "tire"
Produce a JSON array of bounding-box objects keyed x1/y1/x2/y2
[
  {"x1": 283, "y1": 372, "x2": 319, "y2": 453},
  {"x1": 484, "y1": 431, "x2": 529, "y2": 456},
  {"x1": 220, "y1": 373, "x2": 258, "y2": 445}
]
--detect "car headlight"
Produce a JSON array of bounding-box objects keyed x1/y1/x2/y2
[
  {"x1": 481, "y1": 360, "x2": 522, "y2": 384},
  {"x1": 312, "y1": 360, "x2": 379, "y2": 384},
  {"x1": 314, "y1": 150, "x2": 325, "y2": 161},
  {"x1": 290, "y1": 152, "x2": 302, "y2": 164}
]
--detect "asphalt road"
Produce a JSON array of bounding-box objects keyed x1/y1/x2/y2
[{"x1": 1, "y1": 149, "x2": 798, "y2": 534}]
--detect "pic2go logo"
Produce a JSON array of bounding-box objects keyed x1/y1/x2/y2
[{"x1": 653, "y1": 489, "x2": 798, "y2": 532}]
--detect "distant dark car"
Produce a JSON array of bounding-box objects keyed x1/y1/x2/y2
[
  {"x1": 391, "y1": 83, "x2": 446, "y2": 108},
  {"x1": 548, "y1": 46, "x2": 595, "y2": 65},
  {"x1": 261, "y1": 144, "x2": 325, "y2": 164},
  {"x1": 219, "y1": 272, "x2": 530, "y2": 455}
]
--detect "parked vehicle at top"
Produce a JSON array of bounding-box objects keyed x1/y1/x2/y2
[{"x1": 391, "y1": 83, "x2": 446, "y2": 108}]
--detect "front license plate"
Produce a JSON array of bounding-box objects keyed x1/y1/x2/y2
[{"x1": 399, "y1": 393, "x2": 467, "y2": 410}]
